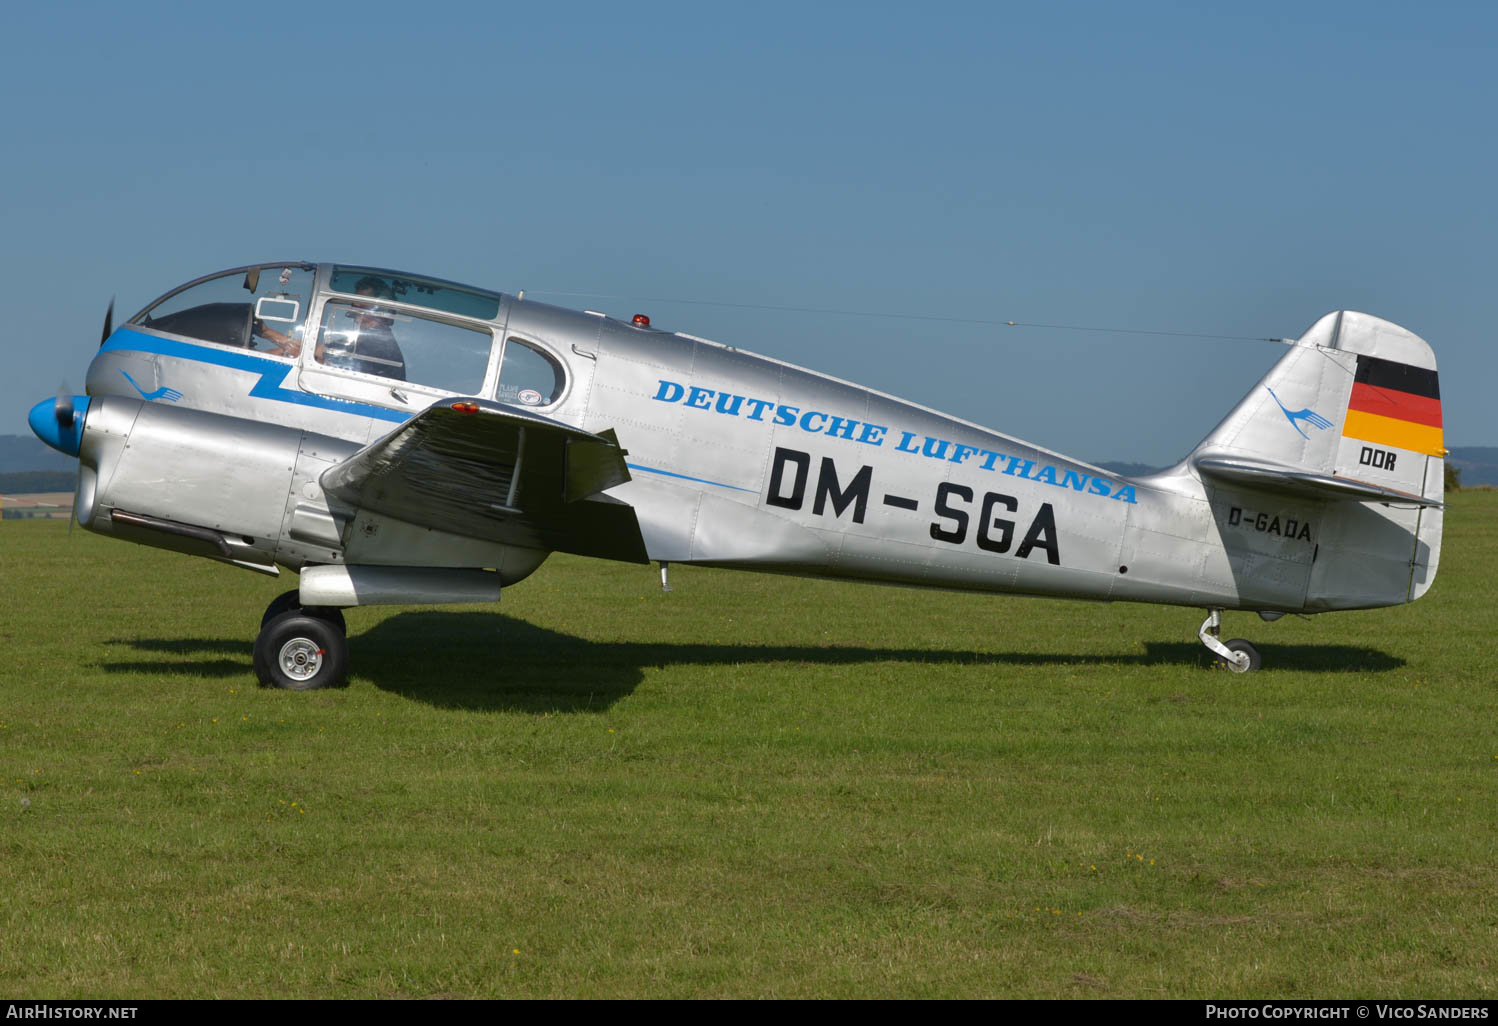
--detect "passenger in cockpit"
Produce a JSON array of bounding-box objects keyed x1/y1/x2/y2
[{"x1": 327, "y1": 277, "x2": 408, "y2": 380}]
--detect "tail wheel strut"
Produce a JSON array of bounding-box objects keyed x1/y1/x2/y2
[{"x1": 1198, "y1": 609, "x2": 1261, "y2": 673}]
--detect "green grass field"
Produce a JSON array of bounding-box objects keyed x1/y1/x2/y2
[{"x1": 2, "y1": 493, "x2": 1495, "y2": 998}]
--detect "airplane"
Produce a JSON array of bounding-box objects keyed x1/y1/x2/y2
[{"x1": 28, "y1": 262, "x2": 1445, "y2": 689}]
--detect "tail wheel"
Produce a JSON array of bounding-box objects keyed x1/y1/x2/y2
[
  {"x1": 1215, "y1": 638, "x2": 1262, "y2": 674},
  {"x1": 260, "y1": 589, "x2": 346, "y2": 635},
  {"x1": 254, "y1": 612, "x2": 348, "y2": 690}
]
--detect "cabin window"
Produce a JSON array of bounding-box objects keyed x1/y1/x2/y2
[
  {"x1": 328, "y1": 266, "x2": 501, "y2": 321},
  {"x1": 315, "y1": 300, "x2": 491, "y2": 394},
  {"x1": 132, "y1": 266, "x2": 315, "y2": 356},
  {"x1": 496, "y1": 339, "x2": 565, "y2": 407}
]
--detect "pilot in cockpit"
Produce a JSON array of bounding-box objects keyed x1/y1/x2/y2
[{"x1": 253, "y1": 318, "x2": 298, "y2": 356}]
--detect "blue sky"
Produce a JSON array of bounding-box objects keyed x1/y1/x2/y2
[{"x1": 4, "y1": 1, "x2": 1493, "y2": 464}]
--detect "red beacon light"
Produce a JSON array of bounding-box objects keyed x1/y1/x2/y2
[
  {"x1": 450, "y1": 401, "x2": 480, "y2": 414},
  {"x1": 632, "y1": 313, "x2": 651, "y2": 328}
]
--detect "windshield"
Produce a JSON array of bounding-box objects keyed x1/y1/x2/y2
[{"x1": 131, "y1": 265, "x2": 316, "y2": 355}]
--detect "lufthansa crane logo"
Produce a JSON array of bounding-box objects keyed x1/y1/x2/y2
[
  {"x1": 121, "y1": 369, "x2": 183, "y2": 403},
  {"x1": 1266, "y1": 387, "x2": 1331, "y2": 440}
]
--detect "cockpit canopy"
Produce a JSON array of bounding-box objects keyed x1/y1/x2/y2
[{"x1": 129, "y1": 262, "x2": 565, "y2": 409}]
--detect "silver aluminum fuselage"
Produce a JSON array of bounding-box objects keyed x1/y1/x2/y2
[{"x1": 77, "y1": 267, "x2": 1420, "y2": 615}]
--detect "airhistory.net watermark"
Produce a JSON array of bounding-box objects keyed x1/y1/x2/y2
[{"x1": 5, "y1": 1007, "x2": 137, "y2": 1020}]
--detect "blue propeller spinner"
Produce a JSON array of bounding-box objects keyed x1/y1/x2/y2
[
  {"x1": 29, "y1": 299, "x2": 110, "y2": 457},
  {"x1": 29, "y1": 391, "x2": 90, "y2": 457}
]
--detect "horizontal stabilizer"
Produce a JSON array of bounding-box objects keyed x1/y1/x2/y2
[
  {"x1": 322, "y1": 398, "x2": 649, "y2": 563},
  {"x1": 1194, "y1": 456, "x2": 1443, "y2": 508}
]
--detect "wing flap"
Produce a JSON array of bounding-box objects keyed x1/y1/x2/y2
[{"x1": 322, "y1": 399, "x2": 649, "y2": 563}]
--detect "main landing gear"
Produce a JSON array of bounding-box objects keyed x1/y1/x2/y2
[
  {"x1": 253, "y1": 589, "x2": 349, "y2": 690},
  {"x1": 1198, "y1": 608, "x2": 1261, "y2": 673}
]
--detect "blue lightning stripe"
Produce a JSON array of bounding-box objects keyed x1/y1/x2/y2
[
  {"x1": 626, "y1": 463, "x2": 758, "y2": 493},
  {"x1": 105, "y1": 332, "x2": 761, "y2": 494},
  {"x1": 101, "y1": 329, "x2": 410, "y2": 423}
]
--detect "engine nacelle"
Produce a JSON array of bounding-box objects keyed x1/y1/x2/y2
[
  {"x1": 76, "y1": 396, "x2": 549, "y2": 589},
  {"x1": 78, "y1": 395, "x2": 312, "y2": 574}
]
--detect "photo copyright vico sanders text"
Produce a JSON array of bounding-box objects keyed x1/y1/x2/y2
[{"x1": 1208, "y1": 1008, "x2": 1488, "y2": 1021}]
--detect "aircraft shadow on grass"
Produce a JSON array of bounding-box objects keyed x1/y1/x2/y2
[{"x1": 103, "y1": 612, "x2": 1404, "y2": 712}]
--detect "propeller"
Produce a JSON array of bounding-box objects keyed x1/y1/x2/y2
[
  {"x1": 34, "y1": 381, "x2": 85, "y2": 535},
  {"x1": 26, "y1": 296, "x2": 111, "y2": 528},
  {"x1": 69, "y1": 458, "x2": 80, "y2": 538},
  {"x1": 55, "y1": 381, "x2": 75, "y2": 429}
]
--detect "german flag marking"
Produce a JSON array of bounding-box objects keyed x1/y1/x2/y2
[
  {"x1": 1347, "y1": 382, "x2": 1442, "y2": 427},
  {"x1": 1353, "y1": 353, "x2": 1439, "y2": 399},
  {"x1": 1341, "y1": 354, "x2": 1443, "y2": 455},
  {"x1": 1343, "y1": 409, "x2": 1444, "y2": 456}
]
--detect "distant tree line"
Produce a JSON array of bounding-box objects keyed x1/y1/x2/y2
[{"x1": 0, "y1": 471, "x2": 75, "y2": 493}]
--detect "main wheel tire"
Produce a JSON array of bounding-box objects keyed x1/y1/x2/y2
[
  {"x1": 1215, "y1": 638, "x2": 1262, "y2": 674},
  {"x1": 260, "y1": 590, "x2": 300, "y2": 628},
  {"x1": 253, "y1": 612, "x2": 348, "y2": 690},
  {"x1": 260, "y1": 589, "x2": 346, "y2": 635}
]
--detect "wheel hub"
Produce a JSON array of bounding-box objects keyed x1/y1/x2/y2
[{"x1": 278, "y1": 637, "x2": 324, "y2": 681}]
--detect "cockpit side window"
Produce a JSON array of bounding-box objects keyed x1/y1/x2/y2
[
  {"x1": 496, "y1": 338, "x2": 565, "y2": 407},
  {"x1": 132, "y1": 266, "x2": 315, "y2": 357},
  {"x1": 315, "y1": 301, "x2": 491, "y2": 393}
]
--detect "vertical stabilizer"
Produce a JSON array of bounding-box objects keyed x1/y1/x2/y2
[{"x1": 1189, "y1": 311, "x2": 1443, "y2": 608}]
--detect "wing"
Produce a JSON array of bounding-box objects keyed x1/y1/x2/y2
[{"x1": 321, "y1": 398, "x2": 649, "y2": 563}]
